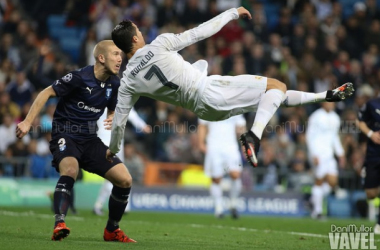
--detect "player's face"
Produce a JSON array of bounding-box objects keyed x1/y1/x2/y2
[
  {"x1": 104, "y1": 45, "x2": 123, "y2": 75},
  {"x1": 133, "y1": 23, "x2": 145, "y2": 46}
]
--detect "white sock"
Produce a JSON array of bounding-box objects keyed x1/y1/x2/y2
[
  {"x1": 322, "y1": 182, "x2": 332, "y2": 196},
  {"x1": 251, "y1": 89, "x2": 284, "y2": 139},
  {"x1": 311, "y1": 185, "x2": 324, "y2": 215},
  {"x1": 229, "y1": 179, "x2": 242, "y2": 209},
  {"x1": 94, "y1": 180, "x2": 113, "y2": 210},
  {"x1": 282, "y1": 90, "x2": 327, "y2": 107},
  {"x1": 210, "y1": 183, "x2": 223, "y2": 215}
]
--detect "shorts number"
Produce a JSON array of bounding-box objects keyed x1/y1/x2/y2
[
  {"x1": 58, "y1": 138, "x2": 66, "y2": 147},
  {"x1": 58, "y1": 138, "x2": 66, "y2": 151},
  {"x1": 144, "y1": 64, "x2": 179, "y2": 90}
]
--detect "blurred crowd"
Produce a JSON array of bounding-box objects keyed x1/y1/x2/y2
[{"x1": 0, "y1": 0, "x2": 379, "y2": 191}]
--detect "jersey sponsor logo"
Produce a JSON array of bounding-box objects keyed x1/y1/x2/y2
[
  {"x1": 86, "y1": 87, "x2": 93, "y2": 94},
  {"x1": 131, "y1": 51, "x2": 155, "y2": 77},
  {"x1": 62, "y1": 73, "x2": 72, "y2": 83},
  {"x1": 106, "y1": 88, "x2": 112, "y2": 100},
  {"x1": 77, "y1": 102, "x2": 101, "y2": 113}
]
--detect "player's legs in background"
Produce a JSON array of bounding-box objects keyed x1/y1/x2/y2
[
  {"x1": 365, "y1": 187, "x2": 380, "y2": 234},
  {"x1": 229, "y1": 170, "x2": 242, "y2": 219},
  {"x1": 210, "y1": 177, "x2": 224, "y2": 218},
  {"x1": 311, "y1": 178, "x2": 324, "y2": 219},
  {"x1": 94, "y1": 180, "x2": 113, "y2": 215},
  {"x1": 52, "y1": 157, "x2": 80, "y2": 240}
]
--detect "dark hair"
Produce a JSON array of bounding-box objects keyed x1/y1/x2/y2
[{"x1": 111, "y1": 20, "x2": 136, "y2": 54}]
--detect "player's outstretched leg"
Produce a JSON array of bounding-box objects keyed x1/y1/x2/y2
[
  {"x1": 241, "y1": 79, "x2": 286, "y2": 167},
  {"x1": 240, "y1": 130, "x2": 261, "y2": 167},
  {"x1": 282, "y1": 82, "x2": 355, "y2": 107},
  {"x1": 325, "y1": 82, "x2": 354, "y2": 102}
]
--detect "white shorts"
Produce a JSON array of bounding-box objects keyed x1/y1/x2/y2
[
  {"x1": 313, "y1": 157, "x2": 338, "y2": 179},
  {"x1": 197, "y1": 75, "x2": 267, "y2": 121},
  {"x1": 204, "y1": 150, "x2": 243, "y2": 178}
]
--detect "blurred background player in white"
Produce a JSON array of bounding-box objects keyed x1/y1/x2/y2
[
  {"x1": 306, "y1": 102, "x2": 346, "y2": 219},
  {"x1": 198, "y1": 115, "x2": 246, "y2": 219},
  {"x1": 94, "y1": 107, "x2": 150, "y2": 216}
]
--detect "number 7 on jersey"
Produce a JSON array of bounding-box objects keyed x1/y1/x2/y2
[{"x1": 144, "y1": 64, "x2": 179, "y2": 90}]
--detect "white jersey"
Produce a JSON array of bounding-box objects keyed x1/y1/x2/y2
[
  {"x1": 110, "y1": 8, "x2": 267, "y2": 154},
  {"x1": 306, "y1": 108, "x2": 344, "y2": 160},
  {"x1": 199, "y1": 115, "x2": 246, "y2": 153}
]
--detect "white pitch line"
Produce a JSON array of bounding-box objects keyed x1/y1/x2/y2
[
  {"x1": 1, "y1": 210, "x2": 379, "y2": 243},
  {"x1": 0, "y1": 210, "x2": 84, "y2": 221},
  {"x1": 189, "y1": 223, "x2": 380, "y2": 242}
]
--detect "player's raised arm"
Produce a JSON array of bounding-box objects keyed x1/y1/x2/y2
[
  {"x1": 16, "y1": 86, "x2": 56, "y2": 139},
  {"x1": 154, "y1": 7, "x2": 251, "y2": 52}
]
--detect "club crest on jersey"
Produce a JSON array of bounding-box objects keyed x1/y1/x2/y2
[
  {"x1": 106, "y1": 88, "x2": 112, "y2": 100},
  {"x1": 62, "y1": 73, "x2": 72, "y2": 83}
]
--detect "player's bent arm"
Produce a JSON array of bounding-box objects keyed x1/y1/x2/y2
[
  {"x1": 357, "y1": 119, "x2": 380, "y2": 144},
  {"x1": 109, "y1": 107, "x2": 131, "y2": 154},
  {"x1": 357, "y1": 120, "x2": 373, "y2": 137},
  {"x1": 16, "y1": 86, "x2": 56, "y2": 138},
  {"x1": 197, "y1": 123, "x2": 208, "y2": 153},
  {"x1": 156, "y1": 8, "x2": 240, "y2": 52},
  {"x1": 305, "y1": 114, "x2": 319, "y2": 158},
  {"x1": 109, "y1": 88, "x2": 139, "y2": 154}
]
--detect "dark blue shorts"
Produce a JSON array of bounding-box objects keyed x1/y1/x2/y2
[
  {"x1": 362, "y1": 162, "x2": 380, "y2": 189},
  {"x1": 49, "y1": 134, "x2": 122, "y2": 177}
]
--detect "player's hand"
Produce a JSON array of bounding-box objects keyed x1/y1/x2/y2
[
  {"x1": 312, "y1": 157, "x2": 319, "y2": 167},
  {"x1": 370, "y1": 131, "x2": 380, "y2": 145},
  {"x1": 16, "y1": 121, "x2": 31, "y2": 139},
  {"x1": 237, "y1": 7, "x2": 252, "y2": 20},
  {"x1": 106, "y1": 149, "x2": 115, "y2": 162},
  {"x1": 103, "y1": 118, "x2": 113, "y2": 130},
  {"x1": 142, "y1": 125, "x2": 152, "y2": 134}
]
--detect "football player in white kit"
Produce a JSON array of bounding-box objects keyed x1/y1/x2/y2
[
  {"x1": 306, "y1": 102, "x2": 346, "y2": 218},
  {"x1": 94, "y1": 107, "x2": 150, "y2": 215},
  {"x1": 198, "y1": 115, "x2": 246, "y2": 218},
  {"x1": 107, "y1": 6, "x2": 354, "y2": 166}
]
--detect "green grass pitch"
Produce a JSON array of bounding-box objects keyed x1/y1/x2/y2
[{"x1": 1, "y1": 207, "x2": 379, "y2": 250}]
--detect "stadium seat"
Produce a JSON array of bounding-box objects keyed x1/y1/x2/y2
[
  {"x1": 47, "y1": 15, "x2": 67, "y2": 40},
  {"x1": 59, "y1": 37, "x2": 82, "y2": 63}
]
